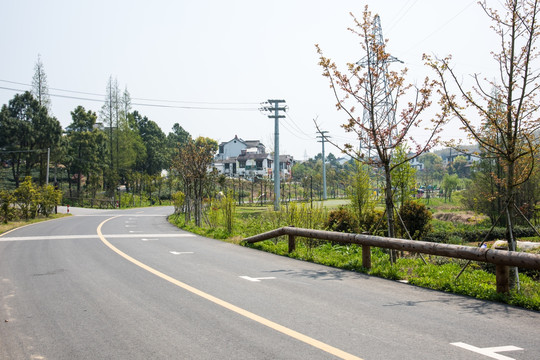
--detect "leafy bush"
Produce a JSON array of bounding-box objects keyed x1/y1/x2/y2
[
  {"x1": 0, "y1": 177, "x2": 61, "y2": 222},
  {"x1": 324, "y1": 206, "x2": 357, "y2": 233},
  {"x1": 358, "y1": 209, "x2": 387, "y2": 235},
  {"x1": 0, "y1": 190, "x2": 15, "y2": 223},
  {"x1": 120, "y1": 192, "x2": 151, "y2": 208},
  {"x1": 397, "y1": 200, "x2": 433, "y2": 239},
  {"x1": 172, "y1": 191, "x2": 185, "y2": 214},
  {"x1": 38, "y1": 184, "x2": 62, "y2": 217},
  {"x1": 13, "y1": 177, "x2": 39, "y2": 220}
]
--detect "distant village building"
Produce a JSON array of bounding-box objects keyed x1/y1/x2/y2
[
  {"x1": 213, "y1": 135, "x2": 294, "y2": 179},
  {"x1": 433, "y1": 144, "x2": 481, "y2": 166},
  {"x1": 409, "y1": 155, "x2": 424, "y2": 171},
  {"x1": 409, "y1": 144, "x2": 481, "y2": 173}
]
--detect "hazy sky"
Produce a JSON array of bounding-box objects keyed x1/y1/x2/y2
[{"x1": 0, "y1": 0, "x2": 500, "y2": 160}]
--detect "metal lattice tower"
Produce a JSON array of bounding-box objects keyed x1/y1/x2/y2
[{"x1": 357, "y1": 15, "x2": 402, "y2": 157}]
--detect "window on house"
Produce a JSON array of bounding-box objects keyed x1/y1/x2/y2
[
  {"x1": 219, "y1": 145, "x2": 224, "y2": 154},
  {"x1": 239, "y1": 161, "x2": 246, "y2": 168},
  {"x1": 225, "y1": 163, "x2": 229, "y2": 170},
  {"x1": 256, "y1": 160, "x2": 263, "y2": 170}
]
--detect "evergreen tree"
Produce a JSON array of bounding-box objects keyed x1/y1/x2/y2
[{"x1": 31, "y1": 54, "x2": 51, "y2": 112}]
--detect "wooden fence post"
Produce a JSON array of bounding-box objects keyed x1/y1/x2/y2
[
  {"x1": 288, "y1": 234, "x2": 296, "y2": 254},
  {"x1": 496, "y1": 264, "x2": 509, "y2": 293},
  {"x1": 362, "y1": 245, "x2": 371, "y2": 269}
]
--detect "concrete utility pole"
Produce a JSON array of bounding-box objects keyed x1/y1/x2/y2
[
  {"x1": 263, "y1": 100, "x2": 286, "y2": 211},
  {"x1": 46, "y1": 147, "x2": 50, "y2": 186},
  {"x1": 317, "y1": 130, "x2": 330, "y2": 200}
]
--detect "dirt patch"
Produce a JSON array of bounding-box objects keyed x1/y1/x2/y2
[{"x1": 433, "y1": 211, "x2": 487, "y2": 224}]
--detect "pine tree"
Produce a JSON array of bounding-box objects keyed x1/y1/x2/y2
[{"x1": 31, "y1": 54, "x2": 51, "y2": 112}]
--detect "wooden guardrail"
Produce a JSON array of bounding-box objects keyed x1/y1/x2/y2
[
  {"x1": 243, "y1": 226, "x2": 540, "y2": 293},
  {"x1": 64, "y1": 197, "x2": 118, "y2": 209}
]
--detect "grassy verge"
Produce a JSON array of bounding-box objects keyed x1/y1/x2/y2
[
  {"x1": 245, "y1": 240, "x2": 540, "y2": 311},
  {"x1": 0, "y1": 213, "x2": 71, "y2": 235},
  {"x1": 169, "y1": 213, "x2": 540, "y2": 311}
]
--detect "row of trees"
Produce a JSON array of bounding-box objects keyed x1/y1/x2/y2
[{"x1": 0, "y1": 76, "x2": 192, "y2": 202}]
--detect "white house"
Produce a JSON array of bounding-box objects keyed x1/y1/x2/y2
[
  {"x1": 212, "y1": 135, "x2": 294, "y2": 179},
  {"x1": 278, "y1": 155, "x2": 294, "y2": 178},
  {"x1": 216, "y1": 135, "x2": 266, "y2": 161},
  {"x1": 236, "y1": 149, "x2": 273, "y2": 178}
]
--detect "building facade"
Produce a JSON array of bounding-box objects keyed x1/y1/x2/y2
[{"x1": 213, "y1": 135, "x2": 293, "y2": 179}]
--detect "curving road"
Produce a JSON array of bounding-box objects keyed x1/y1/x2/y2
[{"x1": 1, "y1": 206, "x2": 539, "y2": 359}]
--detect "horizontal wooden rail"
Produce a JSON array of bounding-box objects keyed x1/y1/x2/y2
[{"x1": 243, "y1": 226, "x2": 540, "y2": 293}]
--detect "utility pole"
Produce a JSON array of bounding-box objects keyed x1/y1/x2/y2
[
  {"x1": 316, "y1": 130, "x2": 330, "y2": 200},
  {"x1": 261, "y1": 99, "x2": 287, "y2": 211},
  {"x1": 46, "y1": 147, "x2": 50, "y2": 186}
]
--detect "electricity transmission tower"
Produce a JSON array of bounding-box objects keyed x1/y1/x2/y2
[
  {"x1": 357, "y1": 15, "x2": 402, "y2": 158},
  {"x1": 260, "y1": 99, "x2": 287, "y2": 211},
  {"x1": 316, "y1": 129, "x2": 330, "y2": 200}
]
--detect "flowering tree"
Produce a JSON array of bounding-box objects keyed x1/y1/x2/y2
[
  {"x1": 316, "y1": 7, "x2": 443, "y2": 261},
  {"x1": 426, "y1": 0, "x2": 540, "y2": 289}
]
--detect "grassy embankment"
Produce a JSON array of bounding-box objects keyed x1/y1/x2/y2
[{"x1": 169, "y1": 195, "x2": 540, "y2": 311}]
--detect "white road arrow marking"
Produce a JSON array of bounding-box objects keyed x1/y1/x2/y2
[
  {"x1": 239, "y1": 276, "x2": 276, "y2": 282},
  {"x1": 451, "y1": 342, "x2": 523, "y2": 360},
  {"x1": 169, "y1": 251, "x2": 194, "y2": 255},
  {"x1": 141, "y1": 238, "x2": 158, "y2": 241},
  {"x1": 129, "y1": 230, "x2": 143, "y2": 233}
]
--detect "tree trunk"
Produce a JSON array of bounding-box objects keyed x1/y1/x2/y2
[
  {"x1": 505, "y1": 160, "x2": 519, "y2": 290},
  {"x1": 384, "y1": 163, "x2": 397, "y2": 264}
]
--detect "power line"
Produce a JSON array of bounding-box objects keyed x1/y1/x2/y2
[
  {"x1": 280, "y1": 119, "x2": 313, "y2": 141},
  {"x1": 0, "y1": 85, "x2": 259, "y2": 111},
  {"x1": 386, "y1": 0, "x2": 420, "y2": 33},
  {"x1": 0, "y1": 79, "x2": 260, "y2": 106},
  {"x1": 401, "y1": 0, "x2": 477, "y2": 56},
  {"x1": 284, "y1": 112, "x2": 315, "y2": 139}
]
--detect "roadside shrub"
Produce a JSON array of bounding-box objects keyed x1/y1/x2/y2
[
  {"x1": 358, "y1": 209, "x2": 386, "y2": 235},
  {"x1": 13, "y1": 177, "x2": 39, "y2": 220},
  {"x1": 421, "y1": 231, "x2": 449, "y2": 243},
  {"x1": 0, "y1": 190, "x2": 14, "y2": 223},
  {"x1": 39, "y1": 184, "x2": 62, "y2": 217},
  {"x1": 220, "y1": 191, "x2": 235, "y2": 234},
  {"x1": 172, "y1": 191, "x2": 185, "y2": 214},
  {"x1": 324, "y1": 206, "x2": 357, "y2": 233},
  {"x1": 398, "y1": 200, "x2": 432, "y2": 239}
]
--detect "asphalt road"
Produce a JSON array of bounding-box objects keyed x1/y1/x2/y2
[{"x1": 1, "y1": 206, "x2": 539, "y2": 359}]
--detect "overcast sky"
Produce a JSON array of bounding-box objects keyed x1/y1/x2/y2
[{"x1": 0, "y1": 0, "x2": 500, "y2": 160}]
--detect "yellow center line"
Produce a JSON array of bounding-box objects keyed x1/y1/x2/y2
[{"x1": 97, "y1": 216, "x2": 363, "y2": 360}]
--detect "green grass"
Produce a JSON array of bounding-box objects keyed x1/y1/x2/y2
[
  {"x1": 169, "y1": 195, "x2": 540, "y2": 311},
  {"x1": 245, "y1": 240, "x2": 540, "y2": 310}
]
